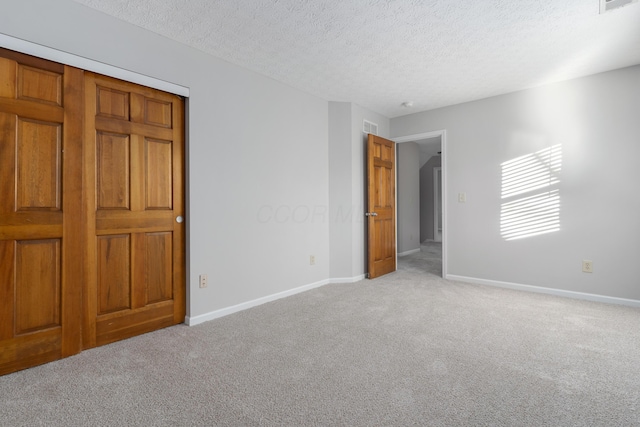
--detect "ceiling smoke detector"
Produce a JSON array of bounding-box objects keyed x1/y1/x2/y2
[{"x1": 600, "y1": 0, "x2": 639, "y2": 13}]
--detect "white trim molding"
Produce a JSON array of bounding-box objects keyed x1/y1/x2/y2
[
  {"x1": 186, "y1": 278, "x2": 331, "y2": 326},
  {"x1": 398, "y1": 248, "x2": 420, "y2": 257},
  {"x1": 186, "y1": 274, "x2": 367, "y2": 326},
  {"x1": 433, "y1": 167, "x2": 442, "y2": 243},
  {"x1": 330, "y1": 274, "x2": 366, "y2": 284},
  {"x1": 447, "y1": 275, "x2": 640, "y2": 308},
  {"x1": 392, "y1": 130, "x2": 445, "y2": 144},
  {"x1": 0, "y1": 33, "x2": 190, "y2": 97}
]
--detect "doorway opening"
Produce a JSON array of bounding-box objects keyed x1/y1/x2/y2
[{"x1": 393, "y1": 130, "x2": 446, "y2": 278}]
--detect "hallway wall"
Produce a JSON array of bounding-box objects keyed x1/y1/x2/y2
[
  {"x1": 420, "y1": 155, "x2": 442, "y2": 242},
  {"x1": 397, "y1": 142, "x2": 420, "y2": 254}
]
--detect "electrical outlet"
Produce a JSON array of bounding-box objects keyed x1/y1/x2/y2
[
  {"x1": 458, "y1": 192, "x2": 466, "y2": 203},
  {"x1": 310, "y1": 255, "x2": 315, "y2": 265},
  {"x1": 199, "y1": 274, "x2": 208, "y2": 288},
  {"x1": 582, "y1": 260, "x2": 593, "y2": 273}
]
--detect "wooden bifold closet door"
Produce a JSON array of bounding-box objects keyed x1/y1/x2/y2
[{"x1": 0, "y1": 49, "x2": 185, "y2": 375}]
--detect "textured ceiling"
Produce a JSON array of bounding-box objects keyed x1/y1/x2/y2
[{"x1": 71, "y1": 0, "x2": 640, "y2": 118}]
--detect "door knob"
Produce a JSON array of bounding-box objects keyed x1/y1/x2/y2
[
  {"x1": 365, "y1": 212, "x2": 378, "y2": 217},
  {"x1": 176, "y1": 216, "x2": 184, "y2": 223}
]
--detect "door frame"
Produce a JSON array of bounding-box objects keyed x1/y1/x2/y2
[
  {"x1": 433, "y1": 167, "x2": 442, "y2": 243},
  {"x1": 392, "y1": 130, "x2": 447, "y2": 278}
]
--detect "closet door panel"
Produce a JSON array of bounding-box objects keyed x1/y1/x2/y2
[{"x1": 0, "y1": 49, "x2": 83, "y2": 375}]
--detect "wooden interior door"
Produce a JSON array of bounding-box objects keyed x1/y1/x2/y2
[
  {"x1": 0, "y1": 50, "x2": 84, "y2": 375},
  {"x1": 366, "y1": 134, "x2": 396, "y2": 279},
  {"x1": 83, "y1": 72, "x2": 185, "y2": 348}
]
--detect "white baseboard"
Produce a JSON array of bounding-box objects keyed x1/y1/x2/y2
[
  {"x1": 185, "y1": 274, "x2": 367, "y2": 326},
  {"x1": 447, "y1": 274, "x2": 640, "y2": 308},
  {"x1": 330, "y1": 274, "x2": 366, "y2": 284},
  {"x1": 186, "y1": 278, "x2": 330, "y2": 326},
  {"x1": 398, "y1": 248, "x2": 420, "y2": 257}
]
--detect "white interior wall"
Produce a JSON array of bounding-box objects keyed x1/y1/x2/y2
[
  {"x1": 328, "y1": 102, "x2": 353, "y2": 279},
  {"x1": 391, "y1": 65, "x2": 640, "y2": 302},
  {"x1": 327, "y1": 102, "x2": 390, "y2": 280},
  {"x1": 1, "y1": 0, "x2": 331, "y2": 321}
]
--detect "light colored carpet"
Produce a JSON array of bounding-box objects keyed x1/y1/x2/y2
[{"x1": 1, "y1": 242, "x2": 639, "y2": 426}]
